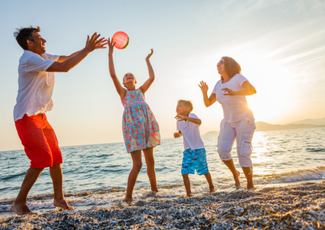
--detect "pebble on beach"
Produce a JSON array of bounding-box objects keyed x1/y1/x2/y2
[{"x1": 1, "y1": 181, "x2": 325, "y2": 229}]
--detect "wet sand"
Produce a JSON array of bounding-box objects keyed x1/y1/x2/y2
[{"x1": 1, "y1": 181, "x2": 325, "y2": 229}]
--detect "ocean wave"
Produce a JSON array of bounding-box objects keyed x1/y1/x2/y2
[{"x1": 1, "y1": 167, "x2": 324, "y2": 213}]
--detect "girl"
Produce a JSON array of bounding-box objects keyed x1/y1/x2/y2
[
  {"x1": 199, "y1": 56, "x2": 257, "y2": 189},
  {"x1": 108, "y1": 38, "x2": 160, "y2": 201}
]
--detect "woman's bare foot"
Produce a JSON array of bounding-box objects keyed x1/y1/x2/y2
[
  {"x1": 122, "y1": 196, "x2": 134, "y2": 202},
  {"x1": 10, "y1": 202, "x2": 32, "y2": 215},
  {"x1": 53, "y1": 199, "x2": 74, "y2": 210},
  {"x1": 234, "y1": 170, "x2": 241, "y2": 186}
]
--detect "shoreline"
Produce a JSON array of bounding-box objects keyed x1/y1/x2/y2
[{"x1": 1, "y1": 180, "x2": 324, "y2": 229}]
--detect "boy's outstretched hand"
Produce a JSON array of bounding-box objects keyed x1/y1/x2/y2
[
  {"x1": 146, "y1": 49, "x2": 154, "y2": 61},
  {"x1": 199, "y1": 81, "x2": 209, "y2": 94},
  {"x1": 175, "y1": 114, "x2": 187, "y2": 121},
  {"x1": 174, "y1": 132, "x2": 181, "y2": 138},
  {"x1": 85, "y1": 33, "x2": 107, "y2": 53}
]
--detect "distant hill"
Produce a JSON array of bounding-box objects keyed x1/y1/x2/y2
[
  {"x1": 289, "y1": 117, "x2": 325, "y2": 126},
  {"x1": 204, "y1": 120, "x2": 325, "y2": 136},
  {"x1": 255, "y1": 121, "x2": 325, "y2": 131}
]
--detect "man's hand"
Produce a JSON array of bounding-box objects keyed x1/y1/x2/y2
[
  {"x1": 199, "y1": 81, "x2": 209, "y2": 94},
  {"x1": 146, "y1": 49, "x2": 154, "y2": 61},
  {"x1": 85, "y1": 33, "x2": 107, "y2": 53},
  {"x1": 174, "y1": 132, "x2": 181, "y2": 138}
]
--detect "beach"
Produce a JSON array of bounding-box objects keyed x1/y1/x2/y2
[{"x1": 1, "y1": 180, "x2": 325, "y2": 229}]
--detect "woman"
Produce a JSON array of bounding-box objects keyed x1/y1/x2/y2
[{"x1": 199, "y1": 56, "x2": 256, "y2": 189}]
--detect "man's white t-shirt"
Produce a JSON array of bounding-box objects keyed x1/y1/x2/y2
[
  {"x1": 212, "y1": 74, "x2": 253, "y2": 124},
  {"x1": 14, "y1": 50, "x2": 59, "y2": 121},
  {"x1": 177, "y1": 113, "x2": 204, "y2": 150}
]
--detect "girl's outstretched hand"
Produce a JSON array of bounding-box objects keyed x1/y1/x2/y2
[
  {"x1": 199, "y1": 81, "x2": 209, "y2": 93},
  {"x1": 146, "y1": 49, "x2": 154, "y2": 61},
  {"x1": 107, "y1": 38, "x2": 116, "y2": 52}
]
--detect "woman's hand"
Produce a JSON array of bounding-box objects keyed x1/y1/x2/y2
[
  {"x1": 146, "y1": 49, "x2": 154, "y2": 61},
  {"x1": 199, "y1": 81, "x2": 209, "y2": 94},
  {"x1": 222, "y1": 88, "x2": 236, "y2": 95}
]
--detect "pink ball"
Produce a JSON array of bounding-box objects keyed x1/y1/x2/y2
[{"x1": 112, "y1": 31, "x2": 129, "y2": 49}]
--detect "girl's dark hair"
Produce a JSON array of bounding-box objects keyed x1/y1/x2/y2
[
  {"x1": 14, "y1": 26, "x2": 40, "y2": 50},
  {"x1": 220, "y1": 56, "x2": 241, "y2": 80}
]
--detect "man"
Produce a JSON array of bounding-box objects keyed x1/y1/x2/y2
[{"x1": 11, "y1": 26, "x2": 107, "y2": 215}]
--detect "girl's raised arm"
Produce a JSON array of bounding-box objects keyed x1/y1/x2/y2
[
  {"x1": 108, "y1": 38, "x2": 126, "y2": 99},
  {"x1": 139, "y1": 49, "x2": 155, "y2": 94}
]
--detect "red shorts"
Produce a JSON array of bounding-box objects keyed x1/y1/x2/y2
[{"x1": 15, "y1": 113, "x2": 63, "y2": 168}]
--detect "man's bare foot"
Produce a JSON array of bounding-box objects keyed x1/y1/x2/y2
[
  {"x1": 53, "y1": 199, "x2": 74, "y2": 210},
  {"x1": 186, "y1": 193, "x2": 193, "y2": 198},
  {"x1": 10, "y1": 203, "x2": 32, "y2": 215},
  {"x1": 247, "y1": 185, "x2": 255, "y2": 190},
  {"x1": 122, "y1": 196, "x2": 134, "y2": 202},
  {"x1": 234, "y1": 170, "x2": 241, "y2": 186},
  {"x1": 209, "y1": 186, "x2": 215, "y2": 193}
]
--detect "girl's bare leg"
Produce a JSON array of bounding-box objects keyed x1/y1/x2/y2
[
  {"x1": 123, "y1": 150, "x2": 142, "y2": 201},
  {"x1": 143, "y1": 147, "x2": 158, "y2": 192}
]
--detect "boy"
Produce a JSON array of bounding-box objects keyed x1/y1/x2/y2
[{"x1": 174, "y1": 100, "x2": 214, "y2": 197}]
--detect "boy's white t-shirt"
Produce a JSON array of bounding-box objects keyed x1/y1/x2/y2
[
  {"x1": 212, "y1": 74, "x2": 253, "y2": 124},
  {"x1": 177, "y1": 113, "x2": 204, "y2": 150},
  {"x1": 14, "y1": 50, "x2": 59, "y2": 121}
]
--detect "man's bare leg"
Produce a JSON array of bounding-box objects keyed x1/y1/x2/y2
[
  {"x1": 10, "y1": 167, "x2": 44, "y2": 215},
  {"x1": 50, "y1": 164, "x2": 73, "y2": 210}
]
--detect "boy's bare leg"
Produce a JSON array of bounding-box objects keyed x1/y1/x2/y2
[
  {"x1": 10, "y1": 167, "x2": 44, "y2": 215},
  {"x1": 242, "y1": 166, "x2": 254, "y2": 189},
  {"x1": 222, "y1": 159, "x2": 241, "y2": 186},
  {"x1": 50, "y1": 164, "x2": 73, "y2": 210},
  {"x1": 123, "y1": 150, "x2": 142, "y2": 201},
  {"x1": 204, "y1": 172, "x2": 215, "y2": 192},
  {"x1": 143, "y1": 147, "x2": 158, "y2": 193},
  {"x1": 182, "y1": 173, "x2": 192, "y2": 197}
]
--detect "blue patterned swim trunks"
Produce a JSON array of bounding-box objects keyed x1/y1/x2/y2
[{"x1": 181, "y1": 148, "x2": 209, "y2": 175}]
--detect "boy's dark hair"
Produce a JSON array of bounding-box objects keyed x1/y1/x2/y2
[
  {"x1": 14, "y1": 26, "x2": 40, "y2": 50},
  {"x1": 178, "y1": 100, "x2": 193, "y2": 112}
]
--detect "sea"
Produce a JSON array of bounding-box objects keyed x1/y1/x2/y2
[{"x1": 1, "y1": 127, "x2": 325, "y2": 215}]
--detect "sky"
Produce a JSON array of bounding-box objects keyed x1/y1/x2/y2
[{"x1": 0, "y1": 0, "x2": 325, "y2": 151}]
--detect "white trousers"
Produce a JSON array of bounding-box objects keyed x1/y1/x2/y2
[{"x1": 217, "y1": 116, "x2": 255, "y2": 167}]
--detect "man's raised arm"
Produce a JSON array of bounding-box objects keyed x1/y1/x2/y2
[{"x1": 47, "y1": 33, "x2": 107, "y2": 72}]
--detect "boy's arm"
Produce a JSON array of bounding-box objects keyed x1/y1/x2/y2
[
  {"x1": 139, "y1": 49, "x2": 154, "y2": 94},
  {"x1": 175, "y1": 114, "x2": 202, "y2": 125},
  {"x1": 174, "y1": 131, "x2": 182, "y2": 138}
]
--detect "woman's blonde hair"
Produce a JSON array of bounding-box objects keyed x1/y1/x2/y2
[{"x1": 221, "y1": 56, "x2": 241, "y2": 80}]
